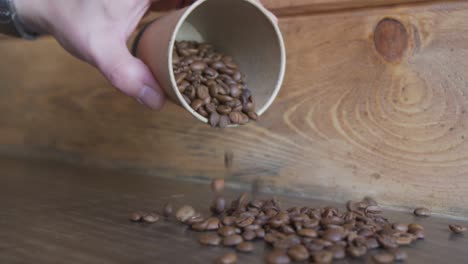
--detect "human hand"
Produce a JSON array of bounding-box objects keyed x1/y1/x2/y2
[{"x1": 14, "y1": 0, "x2": 275, "y2": 110}]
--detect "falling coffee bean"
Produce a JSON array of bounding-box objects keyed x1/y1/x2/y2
[
  {"x1": 211, "y1": 178, "x2": 225, "y2": 193},
  {"x1": 211, "y1": 197, "x2": 226, "y2": 214}
]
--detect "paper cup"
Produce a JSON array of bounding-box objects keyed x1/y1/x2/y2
[{"x1": 135, "y1": 0, "x2": 286, "y2": 124}]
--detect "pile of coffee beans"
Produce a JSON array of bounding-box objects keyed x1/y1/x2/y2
[
  {"x1": 172, "y1": 41, "x2": 257, "y2": 128},
  {"x1": 168, "y1": 180, "x2": 427, "y2": 264}
]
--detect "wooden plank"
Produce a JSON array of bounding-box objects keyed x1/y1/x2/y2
[
  {"x1": 1, "y1": 2, "x2": 468, "y2": 217},
  {"x1": 262, "y1": 0, "x2": 445, "y2": 15},
  {"x1": 0, "y1": 156, "x2": 467, "y2": 263}
]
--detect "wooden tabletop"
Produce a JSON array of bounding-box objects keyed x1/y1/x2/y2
[{"x1": 0, "y1": 157, "x2": 467, "y2": 263}]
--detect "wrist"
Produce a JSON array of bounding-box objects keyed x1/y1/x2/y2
[{"x1": 14, "y1": 0, "x2": 49, "y2": 34}]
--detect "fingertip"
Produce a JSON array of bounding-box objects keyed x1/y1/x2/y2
[{"x1": 138, "y1": 84, "x2": 166, "y2": 110}]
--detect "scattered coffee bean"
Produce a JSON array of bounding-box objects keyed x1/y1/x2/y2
[
  {"x1": 173, "y1": 41, "x2": 257, "y2": 127},
  {"x1": 287, "y1": 244, "x2": 309, "y2": 262},
  {"x1": 219, "y1": 226, "x2": 237, "y2": 237},
  {"x1": 297, "y1": 228, "x2": 317, "y2": 238},
  {"x1": 163, "y1": 203, "x2": 173, "y2": 217},
  {"x1": 223, "y1": 235, "x2": 243, "y2": 246},
  {"x1": 366, "y1": 238, "x2": 380, "y2": 249},
  {"x1": 347, "y1": 246, "x2": 367, "y2": 258},
  {"x1": 449, "y1": 224, "x2": 467, "y2": 234},
  {"x1": 313, "y1": 250, "x2": 333, "y2": 264},
  {"x1": 265, "y1": 250, "x2": 291, "y2": 264},
  {"x1": 142, "y1": 213, "x2": 160, "y2": 223},
  {"x1": 243, "y1": 230, "x2": 257, "y2": 241},
  {"x1": 236, "y1": 241, "x2": 254, "y2": 253},
  {"x1": 378, "y1": 235, "x2": 398, "y2": 249},
  {"x1": 373, "y1": 252, "x2": 395, "y2": 264},
  {"x1": 393, "y1": 223, "x2": 408, "y2": 233},
  {"x1": 222, "y1": 216, "x2": 236, "y2": 226},
  {"x1": 129, "y1": 211, "x2": 143, "y2": 222},
  {"x1": 329, "y1": 245, "x2": 345, "y2": 260},
  {"x1": 408, "y1": 223, "x2": 424, "y2": 233},
  {"x1": 322, "y1": 228, "x2": 344, "y2": 242},
  {"x1": 414, "y1": 207, "x2": 431, "y2": 217},
  {"x1": 216, "y1": 252, "x2": 237, "y2": 264},
  {"x1": 176, "y1": 205, "x2": 195, "y2": 222},
  {"x1": 199, "y1": 233, "x2": 222, "y2": 246}
]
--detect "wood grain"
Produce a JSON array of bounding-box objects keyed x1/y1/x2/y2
[
  {"x1": 1, "y1": 2, "x2": 468, "y2": 217},
  {"x1": 1, "y1": 157, "x2": 468, "y2": 263}
]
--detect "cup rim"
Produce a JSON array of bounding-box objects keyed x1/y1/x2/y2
[{"x1": 168, "y1": 0, "x2": 286, "y2": 124}]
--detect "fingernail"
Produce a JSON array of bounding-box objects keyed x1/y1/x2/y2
[{"x1": 138, "y1": 85, "x2": 164, "y2": 110}]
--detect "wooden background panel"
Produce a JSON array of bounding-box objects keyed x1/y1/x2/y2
[{"x1": 1, "y1": 2, "x2": 468, "y2": 217}]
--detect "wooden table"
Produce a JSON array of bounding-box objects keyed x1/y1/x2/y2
[{"x1": 0, "y1": 157, "x2": 467, "y2": 263}]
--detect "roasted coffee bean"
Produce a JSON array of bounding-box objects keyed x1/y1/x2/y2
[
  {"x1": 182, "y1": 94, "x2": 191, "y2": 104},
  {"x1": 209, "y1": 85, "x2": 219, "y2": 97},
  {"x1": 347, "y1": 245, "x2": 367, "y2": 258},
  {"x1": 211, "y1": 197, "x2": 226, "y2": 214},
  {"x1": 191, "y1": 99, "x2": 204, "y2": 111},
  {"x1": 414, "y1": 207, "x2": 431, "y2": 217},
  {"x1": 196, "y1": 85, "x2": 210, "y2": 99},
  {"x1": 176, "y1": 205, "x2": 195, "y2": 222},
  {"x1": 218, "y1": 226, "x2": 236, "y2": 237},
  {"x1": 217, "y1": 105, "x2": 232, "y2": 115},
  {"x1": 216, "y1": 252, "x2": 237, "y2": 264},
  {"x1": 175, "y1": 72, "x2": 187, "y2": 84},
  {"x1": 365, "y1": 205, "x2": 382, "y2": 214},
  {"x1": 265, "y1": 250, "x2": 291, "y2": 264},
  {"x1": 256, "y1": 228, "x2": 266, "y2": 238},
  {"x1": 142, "y1": 213, "x2": 160, "y2": 223},
  {"x1": 199, "y1": 233, "x2": 222, "y2": 246},
  {"x1": 198, "y1": 107, "x2": 209, "y2": 118},
  {"x1": 247, "y1": 111, "x2": 258, "y2": 120},
  {"x1": 129, "y1": 211, "x2": 143, "y2": 222},
  {"x1": 211, "y1": 61, "x2": 226, "y2": 70},
  {"x1": 204, "y1": 67, "x2": 218, "y2": 79},
  {"x1": 216, "y1": 95, "x2": 234, "y2": 103},
  {"x1": 322, "y1": 228, "x2": 344, "y2": 242},
  {"x1": 191, "y1": 220, "x2": 208, "y2": 231},
  {"x1": 163, "y1": 203, "x2": 173, "y2": 217},
  {"x1": 313, "y1": 250, "x2": 333, "y2": 264},
  {"x1": 412, "y1": 229, "x2": 425, "y2": 240},
  {"x1": 377, "y1": 235, "x2": 398, "y2": 249},
  {"x1": 393, "y1": 249, "x2": 408, "y2": 261},
  {"x1": 186, "y1": 214, "x2": 204, "y2": 225},
  {"x1": 190, "y1": 61, "x2": 207, "y2": 71},
  {"x1": 449, "y1": 224, "x2": 467, "y2": 234},
  {"x1": 393, "y1": 223, "x2": 408, "y2": 232},
  {"x1": 373, "y1": 252, "x2": 395, "y2": 264},
  {"x1": 297, "y1": 228, "x2": 318, "y2": 238},
  {"x1": 229, "y1": 112, "x2": 243, "y2": 124},
  {"x1": 219, "y1": 115, "x2": 230, "y2": 128},
  {"x1": 222, "y1": 216, "x2": 236, "y2": 226},
  {"x1": 243, "y1": 230, "x2": 256, "y2": 241},
  {"x1": 366, "y1": 237, "x2": 380, "y2": 249},
  {"x1": 236, "y1": 241, "x2": 254, "y2": 253},
  {"x1": 209, "y1": 112, "x2": 220, "y2": 127},
  {"x1": 223, "y1": 235, "x2": 243, "y2": 246},
  {"x1": 329, "y1": 245, "x2": 346, "y2": 260},
  {"x1": 229, "y1": 84, "x2": 242, "y2": 98},
  {"x1": 287, "y1": 244, "x2": 309, "y2": 262},
  {"x1": 408, "y1": 223, "x2": 424, "y2": 233},
  {"x1": 235, "y1": 215, "x2": 255, "y2": 228},
  {"x1": 395, "y1": 234, "x2": 413, "y2": 246},
  {"x1": 206, "y1": 217, "x2": 221, "y2": 230}
]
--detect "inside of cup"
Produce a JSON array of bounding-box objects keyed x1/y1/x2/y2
[{"x1": 172, "y1": 0, "x2": 285, "y2": 121}]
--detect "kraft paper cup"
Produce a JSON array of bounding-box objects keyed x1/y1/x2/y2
[{"x1": 135, "y1": 0, "x2": 286, "y2": 125}]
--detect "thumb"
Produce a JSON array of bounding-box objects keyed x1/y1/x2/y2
[{"x1": 93, "y1": 39, "x2": 166, "y2": 110}]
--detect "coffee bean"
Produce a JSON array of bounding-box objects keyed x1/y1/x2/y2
[
  {"x1": 190, "y1": 61, "x2": 207, "y2": 71},
  {"x1": 313, "y1": 250, "x2": 333, "y2": 264},
  {"x1": 408, "y1": 223, "x2": 424, "y2": 233},
  {"x1": 329, "y1": 245, "x2": 345, "y2": 260},
  {"x1": 393, "y1": 249, "x2": 408, "y2": 261},
  {"x1": 198, "y1": 107, "x2": 209, "y2": 118},
  {"x1": 129, "y1": 211, "x2": 143, "y2": 222},
  {"x1": 229, "y1": 112, "x2": 242, "y2": 124},
  {"x1": 393, "y1": 223, "x2": 408, "y2": 232},
  {"x1": 247, "y1": 112, "x2": 258, "y2": 121},
  {"x1": 256, "y1": 228, "x2": 266, "y2": 238},
  {"x1": 196, "y1": 85, "x2": 210, "y2": 99},
  {"x1": 412, "y1": 229, "x2": 425, "y2": 240},
  {"x1": 229, "y1": 85, "x2": 242, "y2": 98},
  {"x1": 217, "y1": 105, "x2": 232, "y2": 115},
  {"x1": 199, "y1": 233, "x2": 222, "y2": 246},
  {"x1": 209, "y1": 112, "x2": 220, "y2": 127},
  {"x1": 373, "y1": 252, "x2": 395, "y2": 264},
  {"x1": 191, "y1": 99, "x2": 204, "y2": 111},
  {"x1": 211, "y1": 61, "x2": 226, "y2": 70},
  {"x1": 395, "y1": 234, "x2": 413, "y2": 246},
  {"x1": 297, "y1": 228, "x2": 318, "y2": 238},
  {"x1": 175, "y1": 72, "x2": 187, "y2": 84},
  {"x1": 219, "y1": 115, "x2": 230, "y2": 128},
  {"x1": 449, "y1": 224, "x2": 467, "y2": 234},
  {"x1": 219, "y1": 226, "x2": 237, "y2": 237},
  {"x1": 223, "y1": 235, "x2": 243, "y2": 246},
  {"x1": 347, "y1": 245, "x2": 367, "y2": 258},
  {"x1": 216, "y1": 95, "x2": 234, "y2": 103},
  {"x1": 205, "y1": 217, "x2": 221, "y2": 230},
  {"x1": 191, "y1": 220, "x2": 208, "y2": 231},
  {"x1": 216, "y1": 252, "x2": 237, "y2": 264},
  {"x1": 211, "y1": 197, "x2": 226, "y2": 214},
  {"x1": 365, "y1": 205, "x2": 382, "y2": 214},
  {"x1": 321, "y1": 228, "x2": 344, "y2": 242},
  {"x1": 366, "y1": 237, "x2": 380, "y2": 249},
  {"x1": 242, "y1": 230, "x2": 256, "y2": 241},
  {"x1": 162, "y1": 203, "x2": 173, "y2": 217},
  {"x1": 377, "y1": 235, "x2": 398, "y2": 249},
  {"x1": 236, "y1": 241, "x2": 254, "y2": 253},
  {"x1": 224, "y1": 60, "x2": 238, "y2": 69},
  {"x1": 287, "y1": 244, "x2": 309, "y2": 262},
  {"x1": 209, "y1": 85, "x2": 219, "y2": 97},
  {"x1": 414, "y1": 207, "x2": 431, "y2": 217},
  {"x1": 142, "y1": 213, "x2": 160, "y2": 223},
  {"x1": 205, "y1": 102, "x2": 217, "y2": 113},
  {"x1": 176, "y1": 205, "x2": 195, "y2": 223},
  {"x1": 204, "y1": 67, "x2": 218, "y2": 79},
  {"x1": 222, "y1": 216, "x2": 236, "y2": 226},
  {"x1": 182, "y1": 94, "x2": 191, "y2": 104},
  {"x1": 265, "y1": 250, "x2": 291, "y2": 264}
]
